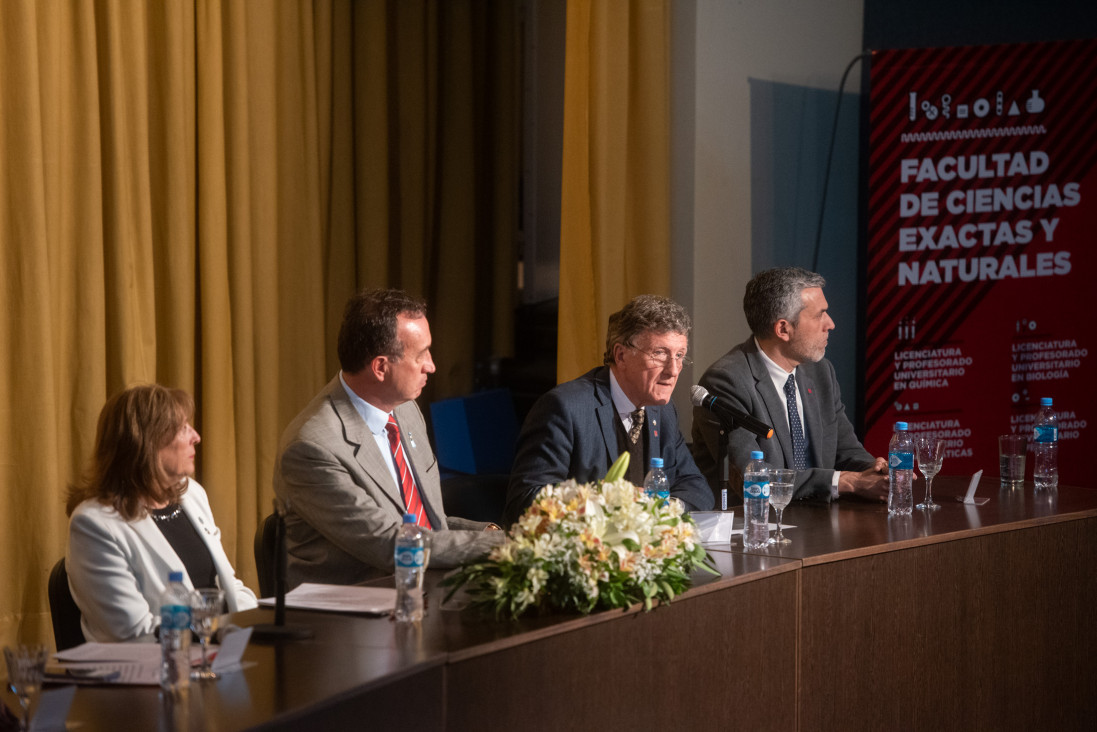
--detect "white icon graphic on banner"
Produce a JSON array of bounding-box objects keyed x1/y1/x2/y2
[
  {"x1": 897, "y1": 316, "x2": 916, "y2": 341},
  {"x1": 1025, "y1": 90, "x2": 1045, "y2": 113},
  {"x1": 906, "y1": 89, "x2": 1044, "y2": 121}
]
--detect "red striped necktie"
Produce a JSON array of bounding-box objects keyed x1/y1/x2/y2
[{"x1": 385, "y1": 415, "x2": 432, "y2": 529}]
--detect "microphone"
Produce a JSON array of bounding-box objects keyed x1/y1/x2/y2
[
  {"x1": 691, "y1": 385, "x2": 774, "y2": 440},
  {"x1": 252, "y1": 498, "x2": 313, "y2": 642}
]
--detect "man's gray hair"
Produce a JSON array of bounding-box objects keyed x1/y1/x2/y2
[
  {"x1": 743, "y1": 267, "x2": 826, "y2": 338},
  {"x1": 603, "y1": 295, "x2": 692, "y2": 365}
]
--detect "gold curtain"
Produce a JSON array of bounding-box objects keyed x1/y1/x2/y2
[
  {"x1": 0, "y1": 0, "x2": 516, "y2": 649},
  {"x1": 557, "y1": 0, "x2": 672, "y2": 382}
]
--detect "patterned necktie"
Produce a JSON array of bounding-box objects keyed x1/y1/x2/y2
[
  {"x1": 385, "y1": 415, "x2": 432, "y2": 529},
  {"x1": 784, "y1": 373, "x2": 809, "y2": 470},
  {"x1": 628, "y1": 407, "x2": 645, "y2": 444}
]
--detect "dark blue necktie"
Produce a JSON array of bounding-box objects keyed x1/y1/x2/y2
[{"x1": 784, "y1": 373, "x2": 809, "y2": 470}]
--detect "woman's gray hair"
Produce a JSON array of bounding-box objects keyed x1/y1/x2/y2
[
  {"x1": 743, "y1": 267, "x2": 826, "y2": 338},
  {"x1": 603, "y1": 295, "x2": 692, "y2": 365}
]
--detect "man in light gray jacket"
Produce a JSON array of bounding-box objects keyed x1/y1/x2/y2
[{"x1": 275, "y1": 289, "x2": 502, "y2": 588}]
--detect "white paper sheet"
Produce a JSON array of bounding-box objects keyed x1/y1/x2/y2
[
  {"x1": 692, "y1": 511, "x2": 793, "y2": 544},
  {"x1": 30, "y1": 684, "x2": 76, "y2": 731},
  {"x1": 54, "y1": 642, "x2": 200, "y2": 665},
  {"x1": 51, "y1": 642, "x2": 204, "y2": 686},
  {"x1": 258, "y1": 583, "x2": 397, "y2": 614},
  {"x1": 211, "y1": 627, "x2": 252, "y2": 674},
  {"x1": 959, "y1": 469, "x2": 989, "y2": 505},
  {"x1": 693, "y1": 511, "x2": 735, "y2": 544}
]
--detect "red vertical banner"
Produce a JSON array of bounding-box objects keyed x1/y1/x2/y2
[{"x1": 864, "y1": 41, "x2": 1097, "y2": 486}]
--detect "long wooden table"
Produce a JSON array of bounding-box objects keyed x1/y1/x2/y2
[{"x1": 15, "y1": 476, "x2": 1097, "y2": 730}]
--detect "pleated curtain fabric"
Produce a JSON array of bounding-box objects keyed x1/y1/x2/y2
[
  {"x1": 0, "y1": 0, "x2": 516, "y2": 649},
  {"x1": 557, "y1": 0, "x2": 673, "y2": 383}
]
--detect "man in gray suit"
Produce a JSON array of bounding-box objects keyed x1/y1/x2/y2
[
  {"x1": 504, "y1": 295, "x2": 714, "y2": 527},
  {"x1": 691, "y1": 268, "x2": 887, "y2": 505},
  {"x1": 275, "y1": 289, "x2": 502, "y2": 588}
]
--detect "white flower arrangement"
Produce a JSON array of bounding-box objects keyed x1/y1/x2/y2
[{"x1": 443, "y1": 474, "x2": 718, "y2": 619}]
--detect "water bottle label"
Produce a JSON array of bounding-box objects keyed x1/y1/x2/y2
[
  {"x1": 744, "y1": 480, "x2": 770, "y2": 499},
  {"x1": 395, "y1": 546, "x2": 425, "y2": 568},
  {"x1": 160, "y1": 604, "x2": 191, "y2": 631},
  {"x1": 888, "y1": 451, "x2": 914, "y2": 470},
  {"x1": 1032, "y1": 424, "x2": 1057, "y2": 443}
]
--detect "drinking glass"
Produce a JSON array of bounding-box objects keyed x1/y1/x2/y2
[
  {"x1": 4, "y1": 644, "x2": 47, "y2": 731},
  {"x1": 190, "y1": 588, "x2": 225, "y2": 681},
  {"x1": 916, "y1": 435, "x2": 945, "y2": 511},
  {"x1": 769, "y1": 469, "x2": 795, "y2": 545},
  {"x1": 998, "y1": 434, "x2": 1027, "y2": 488}
]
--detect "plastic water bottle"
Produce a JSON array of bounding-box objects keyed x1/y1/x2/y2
[
  {"x1": 888, "y1": 421, "x2": 914, "y2": 516},
  {"x1": 643, "y1": 457, "x2": 669, "y2": 502},
  {"x1": 742, "y1": 450, "x2": 771, "y2": 549},
  {"x1": 1032, "y1": 397, "x2": 1058, "y2": 490},
  {"x1": 159, "y1": 571, "x2": 192, "y2": 693},
  {"x1": 394, "y1": 514, "x2": 427, "y2": 622}
]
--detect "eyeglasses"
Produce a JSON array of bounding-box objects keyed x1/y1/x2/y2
[{"x1": 629, "y1": 345, "x2": 693, "y2": 369}]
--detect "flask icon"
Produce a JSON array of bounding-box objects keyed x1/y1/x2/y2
[{"x1": 1025, "y1": 90, "x2": 1045, "y2": 113}]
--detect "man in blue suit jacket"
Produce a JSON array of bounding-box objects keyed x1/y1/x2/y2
[
  {"x1": 504, "y1": 295, "x2": 714, "y2": 527},
  {"x1": 691, "y1": 268, "x2": 887, "y2": 505}
]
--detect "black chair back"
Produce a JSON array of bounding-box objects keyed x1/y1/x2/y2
[
  {"x1": 48, "y1": 558, "x2": 85, "y2": 651},
  {"x1": 254, "y1": 513, "x2": 278, "y2": 598}
]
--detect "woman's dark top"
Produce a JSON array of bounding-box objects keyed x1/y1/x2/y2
[{"x1": 150, "y1": 504, "x2": 218, "y2": 589}]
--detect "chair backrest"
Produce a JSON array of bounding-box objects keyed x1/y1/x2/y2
[
  {"x1": 430, "y1": 388, "x2": 519, "y2": 475},
  {"x1": 48, "y1": 558, "x2": 85, "y2": 651},
  {"x1": 254, "y1": 513, "x2": 278, "y2": 598}
]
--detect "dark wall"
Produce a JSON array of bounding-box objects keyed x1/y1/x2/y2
[{"x1": 864, "y1": 0, "x2": 1097, "y2": 50}]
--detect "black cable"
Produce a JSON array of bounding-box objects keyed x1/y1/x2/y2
[{"x1": 812, "y1": 50, "x2": 872, "y2": 273}]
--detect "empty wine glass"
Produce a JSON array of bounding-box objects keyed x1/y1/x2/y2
[
  {"x1": 4, "y1": 644, "x2": 47, "y2": 731},
  {"x1": 190, "y1": 588, "x2": 225, "y2": 681},
  {"x1": 916, "y1": 435, "x2": 945, "y2": 511},
  {"x1": 770, "y1": 469, "x2": 795, "y2": 545}
]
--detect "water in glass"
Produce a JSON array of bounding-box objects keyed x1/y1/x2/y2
[{"x1": 770, "y1": 469, "x2": 795, "y2": 545}]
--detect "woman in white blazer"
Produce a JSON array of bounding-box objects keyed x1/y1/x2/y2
[{"x1": 66, "y1": 384, "x2": 257, "y2": 643}]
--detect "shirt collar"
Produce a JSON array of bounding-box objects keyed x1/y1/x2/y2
[
  {"x1": 754, "y1": 337, "x2": 797, "y2": 384},
  {"x1": 608, "y1": 369, "x2": 639, "y2": 418},
  {"x1": 339, "y1": 371, "x2": 392, "y2": 436}
]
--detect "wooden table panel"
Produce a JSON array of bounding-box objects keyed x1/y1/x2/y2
[
  {"x1": 445, "y1": 556, "x2": 800, "y2": 729},
  {"x1": 791, "y1": 488, "x2": 1097, "y2": 731}
]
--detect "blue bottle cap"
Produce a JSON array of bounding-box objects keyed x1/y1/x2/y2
[
  {"x1": 168, "y1": 571, "x2": 184, "y2": 583},
  {"x1": 402, "y1": 513, "x2": 416, "y2": 523},
  {"x1": 895, "y1": 421, "x2": 908, "y2": 430},
  {"x1": 650, "y1": 457, "x2": 664, "y2": 468},
  {"x1": 1040, "y1": 397, "x2": 1053, "y2": 406},
  {"x1": 750, "y1": 450, "x2": 764, "y2": 460}
]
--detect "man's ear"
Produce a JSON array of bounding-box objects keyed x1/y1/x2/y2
[
  {"x1": 611, "y1": 343, "x2": 627, "y2": 366},
  {"x1": 773, "y1": 319, "x2": 792, "y2": 343},
  {"x1": 368, "y1": 355, "x2": 389, "y2": 381}
]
